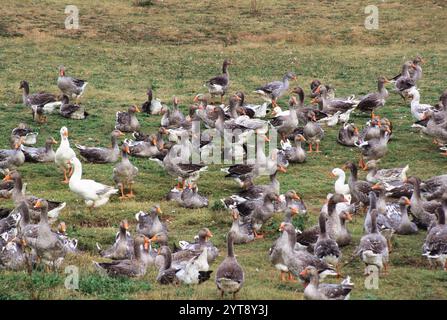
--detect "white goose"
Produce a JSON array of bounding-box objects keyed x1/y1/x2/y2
[
  {"x1": 408, "y1": 87, "x2": 434, "y2": 121},
  {"x1": 68, "y1": 157, "x2": 118, "y2": 208},
  {"x1": 331, "y1": 168, "x2": 350, "y2": 198},
  {"x1": 54, "y1": 127, "x2": 76, "y2": 184}
]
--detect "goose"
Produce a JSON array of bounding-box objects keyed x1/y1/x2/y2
[
  {"x1": 364, "y1": 190, "x2": 394, "y2": 251},
  {"x1": 365, "y1": 160, "x2": 409, "y2": 193},
  {"x1": 19, "y1": 80, "x2": 60, "y2": 112},
  {"x1": 25, "y1": 199, "x2": 67, "y2": 269},
  {"x1": 226, "y1": 95, "x2": 268, "y2": 132},
  {"x1": 408, "y1": 87, "x2": 434, "y2": 122},
  {"x1": 336, "y1": 211, "x2": 353, "y2": 247},
  {"x1": 176, "y1": 247, "x2": 213, "y2": 285},
  {"x1": 11, "y1": 123, "x2": 38, "y2": 146},
  {"x1": 331, "y1": 168, "x2": 350, "y2": 198},
  {"x1": 421, "y1": 174, "x2": 447, "y2": 201},
  {"x1": 301, "y1": 266, "x2": 354, "y2": 300},
  {"x1": 269, "y1": 218, "x2": 301, "y2": 282},
  {"x1": 60, "y1": 94, "x2": 88, "y2": 120},
  {"x1": 343, "y1": 161, "x2": 373, "y2": 209},
  {"x1": 312, "y1": 85, "x2": 357, "y2": 115},
  {"x1": 410, "y1": 56, "x2": 424, "y2": 82},
  {"x1": 162, "y1": 97, "x2": 186, "y2": 128},
  {"x1": 356, "y1": 77, "x2": 390, "y2": 118},
  {"x1": 269, "y1": 99, "x2": 299, "y2": 142},
  {"x1": 55, "y1": 222, "x2": 78, "y2": 254},
  {"x1": 324, "y1": 194, "x2": 351, "y2": 247},
  {"x1": 356, "y1": 125, "x2": 391, "y2": 170},
  {"x1": 76, "y1": 129, "x2": 124, "y2": 163},
  {"x1": 113, "y1": 143, "x2": 139, "y2": 199},
  {"x1": 57, "y1": 65, "x2": 88, "y2": 102},
  {"x1": 125, "y1": 134, "x2": 164, "y2": 159},
  {"x1": 280, "y1": 223, "x2": 337, "y2": 281},
  {"x1": 274, "y1": 190, "x2": 304, "y2": 213},
  {"x1": 229, "y1": 209, "x2": 254, "y2": 244},
  {"x1": 221, "y1": 145, "x2": 283, "y2": 183},
  {"x1": 422, "y1": 199, "x2": 447, "y2": 270},
  {"x1": 68, "y1": 157, "x2": 118, "y2": 208},
  {"x1": 281, "y1": 135, "x2": 307, "y2": 163},
  {"x1": 303, "y1": 111, "x2": 324, "y2": 153},
  {"x1": 254, "y1": 72, "x2": 297, "y2": 107},
  {"x1": 240, "y1": 192, "x2": 280, "y2": 239},
  {"x1": 141, "y1": 88, "x2": 163, "y2": 115},
  {"x1": 135, "y1": 205, "x2": 167, "y2": 238},
  {"x1": 3, "y1": 171, "x2": 66, "y2": 223},
  {"x1": 360, "y1": 118, "x2": 381, "y2": 142},
  {"x1": 337, "y1": 123, "x2": 359, "y2": 147},
  {"x1": 96, "y1": 220, "x2": 134, "y2": 260},
  {"x1": 314, "y1": 213, "x2": 342, "y2": 275},
  {"x1": 94, "y1": 235, "x2": 149, "y2": 278},
  {"x1": 413, "y1": 109, "x2": 447, "y2": 151},
  {"x1": 0, "y1": 237, "x2": 28, "y2": 271},
  {"x1": 289, "y1": 86, "x2": 329, "y2": 125},
  {"x1": 178, "y1": 227, "x2": 219, "y2": 263},
  {"x1": 151, "y1": 144, "x2": 207, "y2": 188},
  {"x1": 180, "y1": 183, "x2": 209, "y2": 208},
  {"x1": 205, "y1": 59, "x2": 231, "y2": 104},
  {"x1": 356, "y1": 209, "x2": 389, "y2": 274},
  {"x1": 215, "y1": 231, "x2": 244, "y2": 299},
  {"x1": 21, "y1": 137, "x2": 57, "y2": 163},
  {"x1": 234, "y1": 91, "x2": 268, "y2": 118},
  {"x1": 0, "y1": 138, "x2": 25, "y2": 169},
  {"x1": 0, "y1": 204, "x2": 22, "y2": 234},
  {"x1": 393, "y1": 196, "x2": 418, "y2": 235},
  {"x1": 115, "y1": 105, "x2": 141, "y2": 133},
  {"x1": 391, "y1": 61, "x2": 416, "y2": 101},
  {"x1": 31, "y1": 104, "x2": 48, "y2": 124},
  {"x1": 406, "y1": 176, "x2": 439, "y2": 229},
  {"x1": 156, "y1": 246, "x2": 181, "y2": 285},
  {"x1": 54, "y1": 127, "x2": 76, "y2": 184}
]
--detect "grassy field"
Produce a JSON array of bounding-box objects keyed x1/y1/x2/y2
[{"x1": 0, "y1": 0, "x2": 447, "y2": 300}]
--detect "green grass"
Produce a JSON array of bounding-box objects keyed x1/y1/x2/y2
[{"x1": 0, "y1": 0, "x2": 447, "y2": 300}]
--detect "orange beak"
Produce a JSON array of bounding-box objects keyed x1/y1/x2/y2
[
  {"x1": 291, "y1": 207, "x2": 299, "y2": 215},
  {"x1": 124, "y1": 145, "x2": 130, "y2": 154},
  {"x1": 193, "y1": 95, "x2": 199, "y2": 103},
  {"x1": 299, "y1": 269, "x2": 307, "y2": 277},
  {"x1": 123, "y1": 221, "x2": 129, "y2": 230},
  {"x1": 279, "y1": 222, "x2": 285, "y2": 231},
  {"x1": 63, "y1": 130, "x2": 69, "y2": 138},
  {"x1": 405, "y1": 198, "x2": 411, "y2": 206},
  {"x1": 51, "y1": 138, "x2": 58, "y2": 144},
  {"x1": 315, "y1": 85, "x2": 321, "y2": 94},
  {"x1": 207, "y1": 230, "x2": 213, "y2": 238},
  {"x1": 292, "y1": 194, "x2": 300, "y2": 200},
  {"x1": 278, "y1": 165, "x2": 287, "y2": 173},
  {"x1": 143, "y1": 237, "x2": 150, "y2": 250},
  {"x1": 156, "y1": 207, "x2": 162, "y2": 214},
  {"x1": 117, "y1": 130, "x2": 125, "y2": 137},
  {"x1": 150, "y1": 235, "x2": 158, "y2": 243},
  {"x1": 346, "y1": 212, "x2": 353, "y2": 221},
  {"x1": 371, "y1": 184, "x2": 382, "y2": 190},
  {"x1": 3, "y1": 174, "x2": 12, "y2": 182},
  {"x1": 34, "y1": 199, "x2": 42, "y2": 209},
  {"x1": 135, "y1": 105, "x2": 141, "y2": 113}
]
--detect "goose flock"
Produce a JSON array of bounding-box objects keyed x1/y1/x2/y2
[{"x1": 0, "y1": 57, "x2": 447, "y2": 300}]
